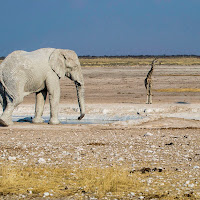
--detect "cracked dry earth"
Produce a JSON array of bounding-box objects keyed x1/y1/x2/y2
[{"x1": 0, "y1": 65, "x2": 200, "y2": 199}]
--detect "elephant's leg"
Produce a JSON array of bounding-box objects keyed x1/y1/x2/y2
[
  {"x1": 0, "y1": 98, "x2": 15, "y2": 126},
  {"x1": 32, "y1": 89, "x2": 47, "y2": 124},
  {"x1": 46, "y1": 75, "x2": 60, "y2": 125},
  {"x1": 0, "y1": 80, "x2": 25, "y2": 126}
]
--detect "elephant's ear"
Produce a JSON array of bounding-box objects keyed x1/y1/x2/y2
[{"x1": 49, "y1": 49, "x2": 65, "y2": 79}]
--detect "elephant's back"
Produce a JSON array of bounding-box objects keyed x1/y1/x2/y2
[
  {"x1": 1, "y1": 49, "x2": 51, "y2": 88},
  {"x1": 22, "y1": 48, "x2": 55, "y2": 62},
  {"x1": 2, "y1": 48, "x2": 55, "y2": 69},
  {"x1": 0, "y1": 50, "x2": 26, "y2": 68}
]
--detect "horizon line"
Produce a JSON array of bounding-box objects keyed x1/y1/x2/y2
[{"x1": 1, "y1": 54, "x2": 200, "y2": 60}]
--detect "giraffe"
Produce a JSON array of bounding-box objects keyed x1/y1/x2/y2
[{"x1": 144, "y1": 58, "x2": 157, "y2": 104}]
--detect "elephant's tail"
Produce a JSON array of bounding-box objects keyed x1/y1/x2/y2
[{"x1": 0, "y1": 70, "x2": 15, "y2": 100}]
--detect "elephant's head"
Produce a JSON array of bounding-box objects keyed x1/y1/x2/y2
[{"x1": 49, "y1": 49, "x2": 85, "y2": 120}]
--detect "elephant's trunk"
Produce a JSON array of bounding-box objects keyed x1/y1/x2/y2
[{"x1": 75, "y1": 81, "x2": 85, "y2": 120}]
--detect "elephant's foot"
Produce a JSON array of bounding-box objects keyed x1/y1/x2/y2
[
  {"x1": 0, "y1": 117, "x2": 13, "y2": 127},
  {"x1": 48, "y1": 118, "x2": 60, "y2": 125},
  {"x1": 32, "y1": 117, "x2": 44, "y2": 124}
]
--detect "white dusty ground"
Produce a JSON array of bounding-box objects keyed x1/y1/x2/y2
[
  {"x1": 3, "y1": 103, "x2": 200, "y2": 128},
  {"x1": 0, "y1": 65, "x2": 200, "y2": 199}
]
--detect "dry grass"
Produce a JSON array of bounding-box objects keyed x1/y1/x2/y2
[
  {"x1": 1, "y1": 57, "x2": 200, "y2": 66},
  {"x1": 0, "y1": 164, "x2": 199, "y2": 199},
  {"x1": 79, "y1": 57, "x2": 200, "y2": 67},
  {"x1": 155, "y1": 88, "x2": 200, "y2": 93}
]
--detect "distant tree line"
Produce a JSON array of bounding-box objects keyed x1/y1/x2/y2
[
  {"x1": 79, "y1": 55, "x2": 200, "y2": 59},
  {"x1": 1, "y1": 55, "x2": 200, "y2": 60}
]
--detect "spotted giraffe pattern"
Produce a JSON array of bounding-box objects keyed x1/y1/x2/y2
[{"x1": 144, "y1": 59, "x2": 157, "y2": 104}]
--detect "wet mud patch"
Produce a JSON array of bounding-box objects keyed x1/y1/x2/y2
[{"x1": 13, "y1": 114, "x2": 143, "y2": 125}]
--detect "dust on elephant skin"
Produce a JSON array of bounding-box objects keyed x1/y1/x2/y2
[{"x1": 0, "y1": 48, "x2": 85, "y2": 126}]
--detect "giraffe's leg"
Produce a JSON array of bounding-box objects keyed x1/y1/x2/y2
[
  {"x1": 149, "y1": 83, "x2": 152, "y2": 104},
  {"x1": 146, "y1": 83, "x2": 150, "y2": 104},
  {"x1": 146, "y1": 94, "x2": 149, "y2": 104}
]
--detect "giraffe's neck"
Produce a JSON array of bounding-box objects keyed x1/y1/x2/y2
[{"x1": 146, "y1": 64, "x2": 154, "y2": 79}]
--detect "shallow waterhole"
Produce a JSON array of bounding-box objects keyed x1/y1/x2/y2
[{"x1": 13, "y1": 115, "x2": 143, "y2": 124}]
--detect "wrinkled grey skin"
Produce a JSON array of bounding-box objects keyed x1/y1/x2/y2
[{"x1": 0, "y1": 48, "x2": 85, "y2": 126}]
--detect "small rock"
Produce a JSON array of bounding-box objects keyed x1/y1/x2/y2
[
  {"x1": 158, "y1": 167, "x2": 163, "y2": 172},
  {"x1": 140, "y1": 167, "x2": 151, "y2": 173},
  {"x1": 8, "y1": 156, "x2": 16, "y2": 161},
  {"x1": 165, "y1": 142, "x2": 174, "y2": 145},
  {"x1": 185, "y1": 180, "x2": 190, "y2": 185},
  {"x1": 43, "y1": 192, "x2": 49, "y2": 197},
  {"x1": 130, "y1": 192, "x2": 135, "y2": 196},
  {"x1": 62, "y1": 151, "x2": 71, "y2": 155},
  {"x1": 189, "y1": 183, "x2": 195, "y2": 188},
  {"x1": 144, "y1": 132, "x2": 153, "y2": 136},
  {"x1": 38, "y1": 158, "x2": 46, "y2": 164},
  {"x1": 118, "y1": 157, "x2": 124, "y2": 162},
  {"x1": 193, "y1": 166, "x2": 200, "y2": 169}
]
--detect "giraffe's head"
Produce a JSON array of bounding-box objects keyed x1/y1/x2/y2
[{"x1": 152, "y1": 58, "x2": 158, "y2": 65}]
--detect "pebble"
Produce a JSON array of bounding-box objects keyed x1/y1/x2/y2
[
  {"x1": 189, "y1": 183, "x2": 195, "y2": 188},
  {"x1": 38, "y1": 158, "x2": 46, "y2": 164},
  {"x1": 118, "y1": 157, "x2": 124, "y2": 161},
  {"x1": 62, "y1": 151, "x2": 71, "y2": 155},
  {"x1": 144, "y1": 132, "x2": 153, "y2": 136},
  {"x1": 8, "y1": 156, "x2": 16, "y2": 161},
  {"x1": 185, "y1": 180, "x2": 190, "y2": 185},
  {"x1": 129, "y1": 192, "x2": 135, "y2": 196},
  {"x1": 43, "y1": 192, "x2": 49, "y2": 197}
]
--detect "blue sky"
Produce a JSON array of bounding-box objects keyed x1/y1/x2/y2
[{"x1": 0, "y1": 0, "x2": 200, "y2": 56}]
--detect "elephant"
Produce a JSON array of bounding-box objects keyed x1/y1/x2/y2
[{"x1": 0, "y1": 48, "x2": 85, "y2": 126}]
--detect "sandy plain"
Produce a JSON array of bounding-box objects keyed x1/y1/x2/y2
[{"x1": 0, "y1": 64, "x2": 200, "y2": 199}]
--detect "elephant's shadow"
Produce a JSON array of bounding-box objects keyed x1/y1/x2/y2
[
  {"x1": 17, "y1": 117, "x2": 34, "y2": 123},
  {"x1": 16, "y1": 117, "x2": 49, "y2": 124}
]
